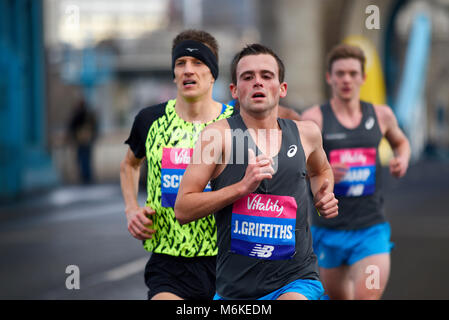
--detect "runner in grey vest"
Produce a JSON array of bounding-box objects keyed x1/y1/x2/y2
[
  {"x1": 301, "y1": 43, "x2": 410, "y2": 300},
  {"x1": 175, "y1": 43, "x2": 338, "y2": 300},
  {"x1": 312, "y1": 101, "x2": 384, "y2": 230},
  {"x1": 211, "y1": 114, "x2": 319, "y2": 299}
]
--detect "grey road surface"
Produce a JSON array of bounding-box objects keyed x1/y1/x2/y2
[{"x1": 0, "y1": 158, "x2": 448, "y2": 300}]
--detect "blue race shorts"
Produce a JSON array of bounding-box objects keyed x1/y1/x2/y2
[
  {"x1": 213, "y1": 279, "x2": 324, "y2": 300},
  {"x1": 311, "y1": 222, "x2": 394, "y2": 269}
]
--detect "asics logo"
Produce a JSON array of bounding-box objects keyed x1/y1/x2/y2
[
  {"x1": 186, "y1": 48, "x2": 198, "y2": 52},
  {"x1": 287, "y1": 145, "x2": 298, "y2": 158},
  {"x1": 249, "y1": 244, "x2": 275, "y2": 258},
  {"x1": 365, "y1": 117, "x2": 375, "y2": 130}
]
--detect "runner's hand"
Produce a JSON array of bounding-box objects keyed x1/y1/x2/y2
[
  {"x1": 389, "y1": 156, "x2": 408, "y2": 178},
  {"x1": 125, "y1": 206, "x2": 156, "y2": 240},
  {"x1": 314, "y1": 179, "x2": 338, "y2": 219},
  {"x1": 240, "y1": 148, "x2": 274, "y2": 195}
]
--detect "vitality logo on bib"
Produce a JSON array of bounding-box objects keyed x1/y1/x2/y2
[
  {"x1": 330, "y1": 148, "x2": 376, "y2": 197},
  {"x1": 231, "y1": 193, "x2": 297, "y2": 260},
  {"x1": 161, "y1": 148, "x2": 210, "y2": 207}
]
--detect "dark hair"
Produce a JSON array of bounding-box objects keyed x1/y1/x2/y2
[
  {"x1": 172, "y1": 29, "x2": 219, "y2": 62},
  {"x1": 327, "y1": 44, "x2": 366, "y2": 75},
  {"x1": 230, "y1": 43, "x2": 285, "y2": 84}
]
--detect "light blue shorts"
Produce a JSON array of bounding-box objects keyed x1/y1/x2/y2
[
  {"x1": 311, "y1": 222, "x2": 394, "y2": 269},
  {"x1": 213, "y1": 278, "x2": 324, "y2": 300}
]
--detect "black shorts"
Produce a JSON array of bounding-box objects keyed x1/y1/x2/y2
[{"x1": 144, "y1": 253, "x2": 216, "y2": 300}]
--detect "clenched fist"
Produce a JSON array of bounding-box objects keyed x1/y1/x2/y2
[{"x1": 314, "y1": 179, "x2": 338, "y2": 219}]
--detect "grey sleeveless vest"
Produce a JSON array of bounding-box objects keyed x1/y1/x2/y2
[
  {"x1": 312, "y1": 101, "x2": 385, "y2": 230},
  {"x1": 211, "y1": 114, "x2": 319, "y2": 300}
]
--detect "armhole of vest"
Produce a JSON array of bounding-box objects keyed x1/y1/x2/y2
[
  {"x1": 362, "y1": 100, "x2": 382, "y2": 135},
  {"x1": 290, "y1": 119, "x2": 307, "y2": 166},
  {"x1": 361, "y1": 100, "x2": 375, "y2": 116},
  {"x1": 319, "y1": 102, "x2": 329, "y2": 134},
  {"x1": 211, "y1": 117, "x2": 236, "y2": 184}
]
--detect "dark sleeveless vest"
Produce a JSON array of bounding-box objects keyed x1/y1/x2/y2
[
  {"x1": 211, "y1": 114, "x2": 319, "y2": 299},
  {"x1": 312, "y1": 101, "x2": 385, "y2": 230}
]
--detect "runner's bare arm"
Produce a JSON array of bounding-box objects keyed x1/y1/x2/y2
[
  {"x1": 120, "y1": 148, "x2": 155, "y2": 240},
  {"x1": 278, "y1": 105, "x2": 301, "y2": 121},
  {"x1": 301, "y1": 105, "x2": 349, "y2": 182},
  {"x1": 297, "y1": 120, "x2": 338, "y2": 218},
  {"x1": 175, "y1": 122, "x2": 275, "y2": 225},
  {"x1": 175, "y1": 123, "x2": 241, "y2": 224},
  {"x1": 376, "y1": 105, "x2": 411, "y2": 178},
  {"x1": 299, "y1": 105, "x2": 322, "y2": 129}
]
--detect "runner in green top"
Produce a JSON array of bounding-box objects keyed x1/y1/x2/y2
[
  {"x1": 120, "y1": 29, "x2": 235, "y2": 300},
  {"x1": 143, "y1": 99, "x2": 233, "y2": 257}
]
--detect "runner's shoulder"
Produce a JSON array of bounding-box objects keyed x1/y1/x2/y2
[
  {"x1": 300, "y1": 104, "x2": 322, "y2": 123},
  {"x1": 373, "y1": 104, "x2": 397, "y2": 128},
  {"x1": 295, "y1": 119, "x2": 322, "y2": 145},
  {"x1": 135, "y1": 102, "x2": 167, "y2": 124}
]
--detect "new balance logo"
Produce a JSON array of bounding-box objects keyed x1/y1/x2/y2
[
  {"x1": 346, "y1": 184, "x2": 365, "y2": 196},
  {"x1": 249, "y1": 244, "x2": 275, "y2": 258}
]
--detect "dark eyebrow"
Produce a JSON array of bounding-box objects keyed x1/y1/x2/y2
[
  {"x1": 239, "y1": 70, "x2": 254, "y2": 79},
  {"x1": 261, "y1": 70, "x2": 275, "y2": 77},
  {"x1": 239, "y1": 70, "x2": 275, "y2": 79}
]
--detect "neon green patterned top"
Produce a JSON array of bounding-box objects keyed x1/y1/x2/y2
[{"x1": 137, "y1": 99, "x2": 235, "y2": 257}]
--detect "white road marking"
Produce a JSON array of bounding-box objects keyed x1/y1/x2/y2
[{"x1": 101, "y1": 257, "x2": 148, "y2": 282}]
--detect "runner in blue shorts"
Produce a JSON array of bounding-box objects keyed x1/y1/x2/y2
[
  {"x1": 311, "y1": 222, "x2": 394, "y2": 269},
  {"x1": 302, "y1": 44, "x2": 410, "y2": 299},
  {"x1": 175, "y1": 44, "x2": 338, "y2": 300},
  {"x1": 213, "y1": 279, "x2": 324, "y2": 300}
]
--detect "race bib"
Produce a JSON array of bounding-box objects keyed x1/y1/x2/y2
[
  {"x1": 231, "y1": 193, "x2": 297, "y2": 260},
  {"x1": 330, "y1": 148, "x2": 376, "y2": 197},
  {"x1": 161, "y1": 148, "x2": 211, "y2": 207}
]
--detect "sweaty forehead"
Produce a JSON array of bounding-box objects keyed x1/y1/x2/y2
[{"x1": 237, "y1": 54, "x2": 278, "y2": 76}]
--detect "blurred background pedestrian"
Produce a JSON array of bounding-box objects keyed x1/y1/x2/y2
[{"x1": 67, "y1": 99, "x2": 98, "y2": 184}]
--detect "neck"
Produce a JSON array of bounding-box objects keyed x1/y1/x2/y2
[
  {"x1": 175, "y1": 93, "x2": 221, "y2": 123},
  {"x1": 240, "y1": 106, "x2": 281, "y2": 158},
  {"x1": 330, "y1": 96, "x2": 363, "y2": 129},
  {"x1": 240, "y1": 106, "x2": 280, "y2": 131},
  {"x1": 331, "y1": 96, "x2": 360, "y2": 116}
]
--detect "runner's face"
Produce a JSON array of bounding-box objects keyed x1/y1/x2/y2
[
  {"x1": 327, "y1": 58, "x2": 365, "y2": 102},
  {"x1": 174, "y1": 56, "x2": 215, "y2": 101},
  {"x1": 230, "y1": 54, "x2": 287, "y2": 114}
]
